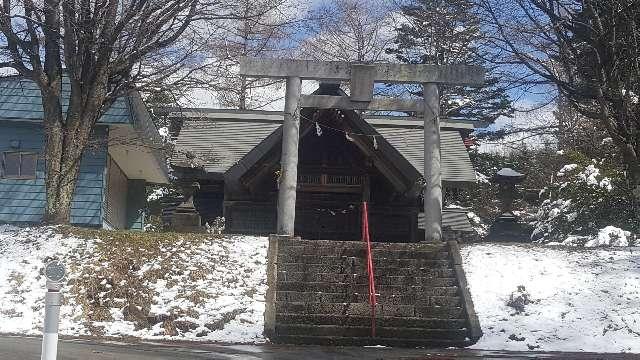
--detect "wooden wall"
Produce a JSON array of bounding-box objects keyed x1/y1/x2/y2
[
  {"x1": 0, "y1": 120, "x2": 107, "y2": 226},
  {"x1": 104, "y1": 156, "x2": 128, "y2": 229},
  {"x1": 126, "y1": 179, "x2": 146, "y2": 230}
]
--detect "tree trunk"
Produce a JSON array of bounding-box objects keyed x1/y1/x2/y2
[
  {"x1": 238, "y1": 76, "x2": 247, "y2": 110},
  {"x1": 41, "y1": 88, "x2": 69, "y2": 224},
  {"x1": 45, "y1": 157, "x2": 81, "y2": 224},
  {"x1": 43, "y1": 124, "x2": 93, "y2": 224},
  {"x1": 41, "y1": 87, "x2": 102, "y2": 224},
  {"x1": 622, "y1": 148, "x2": 640, "y2": 199}
]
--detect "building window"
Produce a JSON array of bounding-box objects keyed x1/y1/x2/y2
[{"x1": 2, "y1": 152, "x2": 38, "y2": 179}]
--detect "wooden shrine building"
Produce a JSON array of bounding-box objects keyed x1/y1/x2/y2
[{"x1": 168, "y1": 84, "x2": 478, "y2": 242}]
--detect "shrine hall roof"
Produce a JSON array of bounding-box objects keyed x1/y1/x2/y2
[{"x1": 168, "y1": 109, "x2": 477, "y2": 184}]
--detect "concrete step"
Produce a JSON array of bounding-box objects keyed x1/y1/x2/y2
[
  {"x1": 372, "y1": 248, "x2": 450, "y2": 260},
  {"x1": 274, "y1": 324, "x2": 469, "y2": 340},
  {"x1": 269, "y1": 334, "x2": 474, "y2": 347},
  {"x1": 276, "y1": 281, "x2": 459, "y2": 294},
  {"x1": 278, "y1": 261, "x2": 452, "y2": 274},
  {"x1": 281, "y1": 243, "x2": 449, "y2": 258},
  {"x1": 276, "y1": 314, "x2": 468, "y2": 329},
  {"x1": 266, "y1": 237, "x2": 481, "y2": 347},
  {"x1": 279, "y1": 249, "x2": 450, "y2": 261},
  {"x1": 277, "y1": 271, "x2": 457, "y2": 285},
  {"x1": 275, "y1": 302, "x2": 465, "y2": 318},
  {"x1": 276, "y1": 291, "x2": 461, "y2": 307},
  {"x1": 278, "y1": 255, "x2": 454, "y2": 268},
  {"x1": 300, "y1": 239, "x2": 448, "y2": 251}
]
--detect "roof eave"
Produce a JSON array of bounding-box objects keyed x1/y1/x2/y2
[{"x1": 127, "y1": 91, "x2": 170, "y2": 183}]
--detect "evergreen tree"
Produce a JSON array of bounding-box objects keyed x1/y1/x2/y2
[{"x1": 386, "y1": 0, "x2": 512, "y2": 123}]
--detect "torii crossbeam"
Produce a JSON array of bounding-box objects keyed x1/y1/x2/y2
[{"x1": 239, "y1": 57, "x2": 485, "y2": 242}]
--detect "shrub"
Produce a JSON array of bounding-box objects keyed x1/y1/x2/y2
[{"x1": 532, "y1": 154, "x2": 638, "y2": 243}]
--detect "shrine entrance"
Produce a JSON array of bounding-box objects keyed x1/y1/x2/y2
[
  {"x1": 238, "y1": 57, "x2": 484, "y2": 242},
  {"x1": 293, "y1": 106, "x2": 417, "y2": 242},
  {"x1": 295, "y1": 114, "x2": 368, "y2": 240},
  {"x1": 238, "y1": 57, "x2": 484, "y2": 347}
]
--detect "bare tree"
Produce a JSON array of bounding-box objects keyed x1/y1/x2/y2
[
  {"x1": 478, "y1": 0, "x2": 640, "y2": 194},
  {"x1": 197, "y1": 0, "x2": 301, "y2": 109},
  {"x1": 0, "y1": 0, "x2": 236, "y2": 224},
  {"x1": 300, "y1": 0, "x2": 395, "y2": 63}
]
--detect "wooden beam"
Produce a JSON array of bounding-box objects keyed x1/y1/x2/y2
[
  {"x1": 239, "y1": 57, "x2": 485, "y2": 85},
  {"x1": 347, "y1": 132, "x2": 410, "y2": 194},
  {"x1": 300, "y1": 95, "x2": 423, "y2": 112}
]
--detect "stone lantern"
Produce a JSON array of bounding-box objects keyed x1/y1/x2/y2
[
  {"x1": 486, "y1": 167, "x2": 528, "y2": 242},
  {"x1": 170, "y1": 181, "x2": 204, "y2": 232},
  {"x1": 493, "y1": 167, "x2": 526, "y2": 215}
]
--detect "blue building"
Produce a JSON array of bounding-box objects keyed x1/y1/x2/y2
[{"x1": 0, "y1": 76, "x2": 169, "y2": 230}]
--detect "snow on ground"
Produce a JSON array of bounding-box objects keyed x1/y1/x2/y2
[
  {"x1": 549, "y1": 226, "x2": 634, "y2": 247},
  {"x1": 0, "y1": 225, "x2": 89, "y2": 335},
  {"x1": 1, "y1": 225, "x2": 639, "y2": 352},
  {"x1": 0, "y1": 225, "x2": 267, "y2": 343},
  {"x1": 462, "y1": 243, "x2": 640, "y2": 353}
]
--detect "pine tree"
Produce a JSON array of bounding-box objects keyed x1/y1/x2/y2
[{"x1": 386, "y1": 0, "x2": 512, "y2": 123}]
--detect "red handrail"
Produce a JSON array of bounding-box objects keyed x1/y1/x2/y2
[{"x1": 361, "y1": 201, "x2": 377, "y2": 337}]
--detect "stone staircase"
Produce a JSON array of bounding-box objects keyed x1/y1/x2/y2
[{"x1": 264, "y1": 235, "x2": 482, "y2": 347}]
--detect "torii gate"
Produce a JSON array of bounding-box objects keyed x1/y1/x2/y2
[{"x1": 239, "y1": 58, "x2": 484, "y2": 242}]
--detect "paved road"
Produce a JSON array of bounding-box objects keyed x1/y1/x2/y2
[{"x1": 1, "y1": 336, "x2": 639, "y2": 360}]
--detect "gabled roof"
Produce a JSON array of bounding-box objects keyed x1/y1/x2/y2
[
  {"x1": 0, "y1": 76, "x2": 169, "y2": 183},
  {"x1": 375, "y1": 126, "x2": 476, "y2": 183},
  {"x1": 0, "y1": 76, "x2": 132, "y2": 124},
  {"x1": 172, "y1": 111, "x2": 282, "y2": 174},
  {"x1": 170, "y1": 110, "x2": 476, "y2": 184}
]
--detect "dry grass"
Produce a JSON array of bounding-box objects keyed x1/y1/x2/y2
[
  {"x1": 6, "y1": 272, "x2": 25, "y2": 295},
  {"x1": 57, "y1": 226, "x2": 214, "y2": 244},
  {"x1": 57, "y1": 226, "x2": 223, "y2": 334}
]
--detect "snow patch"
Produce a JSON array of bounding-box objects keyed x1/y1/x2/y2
[
  {"x1": 578, "y1": 164, "x2": 600, "y2": 186},
  {"x1": 476, "y1": 171, "x2": 491, "y2": 184},
  {"x1": 147, "y1": 187, "x2": 169, "y2": 202},
  {"x1": 556, "y1": 164, "x2": 578, "y2": 177},
  {"x1": 585, "y1": 226, "x2": 630, "y2": 247},
  {"x1": 467, "y1": 211, "x2": 489, "y2": 237}
]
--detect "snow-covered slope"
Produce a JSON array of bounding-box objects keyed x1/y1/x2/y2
[
  {"x1": 0, "y1": 225, "x2": 267, "y2": 343},
  {"x1": 462, "y1": 243, "x2": 640, "y2": 353},
  {"x1": 0, "y1": 225, "x2": 638, "y2": 352}
]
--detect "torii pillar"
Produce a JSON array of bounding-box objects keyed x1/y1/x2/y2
[
  {"x1": 278, "y1": 77, "x2": 301, "y2": 235},
  {"x1": 423, "y1": 83, "x2": 442, "y2": 242},
  {"x1": 238, "y1": 58, "x2": 484, "y2": 241}
]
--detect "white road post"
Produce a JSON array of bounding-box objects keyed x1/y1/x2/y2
[
  {"x1": 277, "y1": 76, "x2": 302, "y2": 235},
  {"x1": 423, "y1": 83, "x2": 442, "y2": 242},
  {"x1": 41, "y1": 261, "x2": 66, "y2": 360}
]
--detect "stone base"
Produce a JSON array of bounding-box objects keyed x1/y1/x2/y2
[
  {"x1": 171, "y1": 213, "x2": 204, "y2": 233},
  {"x1": 486, "y1": 213, "x2": 531, "y2": 242}
]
